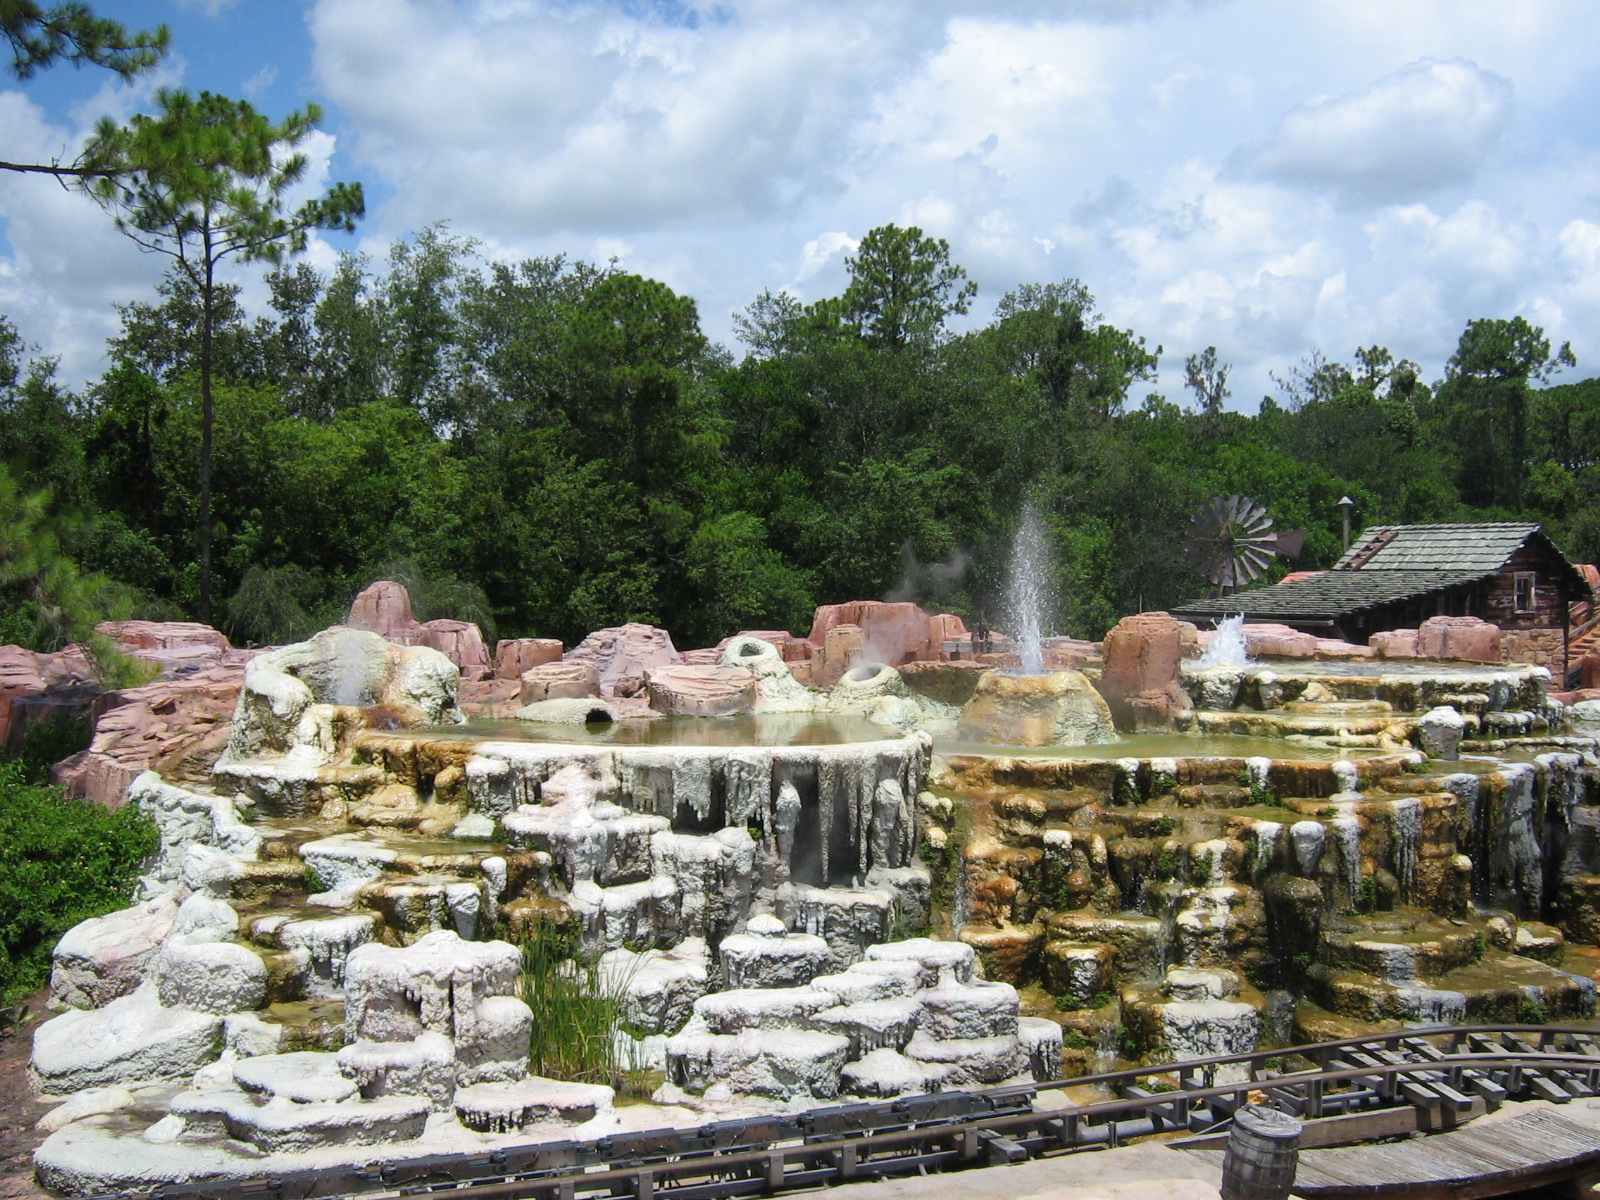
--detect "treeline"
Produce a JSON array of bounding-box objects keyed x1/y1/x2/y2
[{"x1": 2, "y1": 223, "x2": 1597, "y2": 652}]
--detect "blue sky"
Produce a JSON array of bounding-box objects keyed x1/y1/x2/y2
[{"x1": 3, "y1": 0, "x2": 1598, "y2": 407}]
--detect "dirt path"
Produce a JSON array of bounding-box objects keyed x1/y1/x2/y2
[{"x1": 0, "y1": 990, "x2": 56, "y2": 1200}]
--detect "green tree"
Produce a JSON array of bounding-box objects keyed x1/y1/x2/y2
[
  {"x1": 80, "y1": 90, "x2": 364, "y2": 622},
  {"x1": 1429, "y1": 316, "x2": 1574, "y2": 509},
  {"x1": 0, "y1": 2, "x2": 169, "y2": 177},
  {"x1": 839, "y1": 224, "x2": 977, "y2": 351},
  {"x1": 1183, "y1": 346, "x2": 1231, "y2": 415},
  {"x1": 990, "y1": 281, "x2": 1159, "y2": 423}
]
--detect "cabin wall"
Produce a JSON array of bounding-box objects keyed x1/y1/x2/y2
[{"x1": 1486, "y1": 544, "x2": 1572, "y2": 669}]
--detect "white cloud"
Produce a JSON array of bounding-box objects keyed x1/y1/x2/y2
[{"x1": 1233, "y1": 59, "x2": 1514, "y2": 204}]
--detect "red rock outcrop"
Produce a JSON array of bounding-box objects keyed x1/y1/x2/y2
[
  {"x1": 494, "y1": 638, "x2": 563, "y2": 680},
  {"x1": 811, "y1": 623, "x2": 867, "y2": 690},
  {"x1": 417, "y1": 619, "x2": 492, "y2": 680},
  {"x1": 0, "y1": 644, "x2": 49, "y2": 746},
  {"x1": 1370, "y1": 629, "x2": 1420, "y2": 659},
  {"x1": 565, "y1": 623, "x2": 683, "y2": 698},
  {"x1": 54, "y1": 665, "x2": 252, "y2": 807},
  {"x1": 806, "y1": 601, "x2": 958, "y2": 668},
  {"x1": 346, "y1": 580, "x2": 419, "y2": 643},
  {"x1": 645, "y1": 665, "x2": 756, "y2": 717},
  {"x1": 1417, "y1": 616, "x2": 1502, "y2": 662},
  {"x1": 1099, "y1": 612, "x2": 1195, "y2": 733},
  {"x1": 519, "y1": 662, "x2": 600, "y2": 704}
]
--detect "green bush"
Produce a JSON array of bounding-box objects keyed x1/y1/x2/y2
[{"x1": 0, "y1": 760, "x2": 158, "y2": 1001}]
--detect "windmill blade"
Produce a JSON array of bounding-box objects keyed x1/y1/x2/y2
[
  {"x1": 1270, "y1": 530, "x2": 1307, "y2": 558},
  {"x1": 1185, "y1": 494, "x2": 1295, "y2": 593}
]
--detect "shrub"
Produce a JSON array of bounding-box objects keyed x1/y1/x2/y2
[{"x1": 0, "y1": 760, "x2": 158, "y2": 1001}]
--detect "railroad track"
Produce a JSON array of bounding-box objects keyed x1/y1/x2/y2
[{"x1": 86, "y1": 1025, "x2": 1600, "y2": 1200}]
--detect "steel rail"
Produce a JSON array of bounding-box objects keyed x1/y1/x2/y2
[{"x1": 79, "y1": 1024, "x2": 1600, "y2": 1200}]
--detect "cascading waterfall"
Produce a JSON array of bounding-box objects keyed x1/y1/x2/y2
[
  {"x1": 1333, "y1": 816, "x2": 1364, "y2": 908},
  {"x1": 1390, "y1": 797, "x2": 1420, "y2": 902},
  {"x1": 1005, "y1": 501, "x2": 1053, "y2": 676}
]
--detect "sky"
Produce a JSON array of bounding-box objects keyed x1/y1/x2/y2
[{"x1": 2, "y1": 0, "x2": 1598, "y2": 409}]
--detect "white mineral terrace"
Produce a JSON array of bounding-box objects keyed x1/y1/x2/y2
[{"x1": 25, "y1": 622, "x2": 1600, "y2": 1193}]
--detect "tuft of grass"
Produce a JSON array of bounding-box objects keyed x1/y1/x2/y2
[{"x1": 521, "y1": 919, "x2": 644, "y2": 1090}]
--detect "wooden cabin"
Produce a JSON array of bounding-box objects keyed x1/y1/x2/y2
[{"x1": 1174, "y1": 522, "x2": 1595, "y2": 673}]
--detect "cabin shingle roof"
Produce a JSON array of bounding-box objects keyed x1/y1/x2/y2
[
  {"x1": 1332, "y1": 522, "x2": 1542, "y2": 573},
  {"x1": 1174, "y1": 569, "x2": 1487, "y2": 621},
  {"x1": 1173, "y1": 521, "x2": 1588, "y2": 624}
]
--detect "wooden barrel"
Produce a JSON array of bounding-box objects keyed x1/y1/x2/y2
[{"x1": 1220, "y1": 1103, "x2": 1302, "y2": 1200}]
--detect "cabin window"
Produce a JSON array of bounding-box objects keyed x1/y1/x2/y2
[{"x1": 1514, "y1": 572, "x2": 1536, "y2": 613}]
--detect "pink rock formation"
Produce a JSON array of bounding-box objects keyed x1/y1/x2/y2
[
  {"x1": 1581, "y1": 653, "x2": 1600, "y2": 690},
  {"x1": 1241, "y1": 623, "x2": 1320, "y2": 658},
  {"x1": 806, "y1": 601, "x2": 940, "y2": 666},
  {"x1": 811, "y1": 623, "x2": 867, "y2": 690},
  {"x1": 0, "y1": 645, "x2": 48, "y2": 745},
  {"x1": 565, "y1": 624, "x2": 683, "y2": 698},
  {"x1": 54, "y1": 665, "x2": 251, "y2": 807},
  {"x1": 645, "y1": 665, "x2": 756, "y2": 717},
  {"x1": 494, "y1": 638, "x2": 563, "y2": 680},
  {"x1": 346, "y1": 581, "x2": 494, "y2": 678},
  {"x1": 418, "y1": 619, "x2": 492, "y2": 681},
  {"x1": 1417, "y1": 615, "x2": 1502, "y2": 662},
  {"x1": 458, "y1": 677, "x2": 523, "y2": 719},
  {"x1": 97, "y1": 621, "x2": 229, "y2": 654},
  {"x1": 519, "y1": 662, "x2": 600, "y2": 704},
  {"x1": 1370, "y1": 629, "x2": 1420, "y2": 659},
  {"x1": 347, "y1": 580, "x2": 420, "y2": 643},
  {"x1": 1099, "y1": 612, "x2": 1195, "y2": 733}
]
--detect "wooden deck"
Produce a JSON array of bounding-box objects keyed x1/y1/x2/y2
[{"x1": 1189, "y1": 1109, "x2": 1600, "y2": 1198}]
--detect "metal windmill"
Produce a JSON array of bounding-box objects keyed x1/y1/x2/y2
[{"x1": 1184, "y1": 495, "x2": 1306, "y2": 595}]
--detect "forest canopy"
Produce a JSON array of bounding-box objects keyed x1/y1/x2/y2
[{"x1": 1, "y1": 223, "x2": 1594, "y2": 651}]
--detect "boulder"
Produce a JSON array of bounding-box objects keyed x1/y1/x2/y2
[
  {"x1": 1417, "y1": 705, "x2": 1467, "y2": 760},
  {"x1": 155, "y1": 938, "x2": 269, "y2": 1015},
  {"x1": 495, "y1": 638, "x2": 563, "y2": 679},
  {"x1": 646, "y1": 665, "x2": 756, "y2": 717},
  {"x1": 1242, "y1": 623, "x2": 1320, "y2": 658},
  {"x1": 1371, "y1": 629, "x2": 1420, "y2": 659},
  {"x1": 519, "y1": 661, "x2": 600, "y2": 703},
  {"x1": 565, "y1": 623, "x2": 683, "y2": 698},
  {"x1": 1099, "y1": 612, "x2": 1195, "y2": 733},
  {"x1": 0, "y1": 643, "x2": 48, "y2": 746},
  {"x1": 898, "y1": 660, "x2": 987, "y2": 707},
  {"x1": 1417, "y1": 616, "x2": 1501, "y2": 663},
  {"x1": 417, "y1": 619, "x2": 492, "y2": 680},
  {"x1": 1583, "y1": 653, "x2": 1600, "y2": 691},
  {"x1": 346, "y1": 580, "x2": 420, "y2": 643},
  {"x1": 1569, "y1": 700, "x2": 1600, "y2": 738},
  {"x1": 457, "y1": 677, "x2": 522, "y2": 718},
  {"x1": 31, "y1": 986, "x2": 223, "y2": 1092},
  {"x1": 51, "y1": 895, "x2": 181, "y2": 1009},
  {"x1": 956, "y1": 669, "x2": 1118, "y2": 747}
]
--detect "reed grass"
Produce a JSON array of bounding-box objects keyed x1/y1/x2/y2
[{"x1": 520, "y1": 919, "x2": 645, "y2": 1090}]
